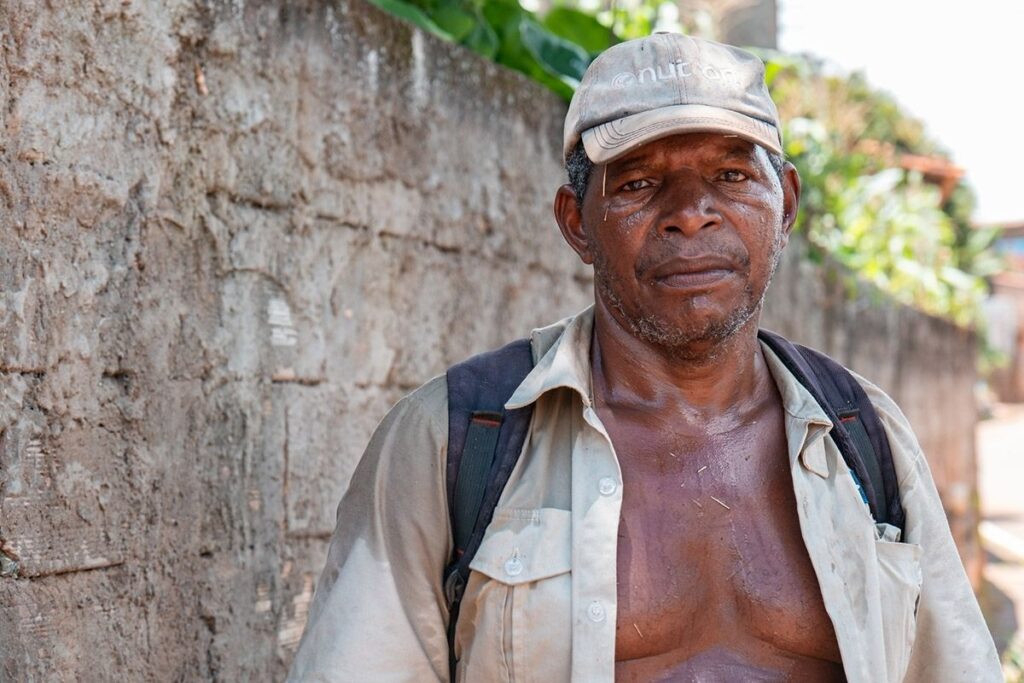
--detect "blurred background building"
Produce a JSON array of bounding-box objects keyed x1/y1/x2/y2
[{"x1": 988, "y1": 222, "x2": 1024, "y2": 401}]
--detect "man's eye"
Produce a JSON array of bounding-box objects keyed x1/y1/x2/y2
[
  {"x1": 621, "y1": 179, "x2": 654, "y2": 191},
  {"x1": 720, "y1": 170, "x2": 748, "y2": 182}
]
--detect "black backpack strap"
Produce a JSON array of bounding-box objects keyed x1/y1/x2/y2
[
  {"x1": 444, "y1": 338, "x2": 535, "y2": 677},
  {"x1": 758, "y1": 330, "x2": 905, "y2": 533},
  {"x1": 450, "y1": 411, "x2": 504, "y2": 553}
]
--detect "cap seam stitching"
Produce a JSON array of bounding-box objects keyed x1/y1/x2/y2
[
  {"x1": 579, "y1": 68, "x2": 595, "y2": 159},
  {"x1": 675, "y1": 34, "x2": 686, "y2": 104}
]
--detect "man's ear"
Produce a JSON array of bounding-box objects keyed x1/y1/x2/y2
[
  {"x1": 554, "y1": 184, "x2": 594, "y2": 265},
  {"x1": 780, "y1": 161, "x2": 801, "y2": 242}
]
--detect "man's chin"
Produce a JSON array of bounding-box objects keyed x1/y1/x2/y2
[
  {"x1": 610, "y1": 299, "x2": 761, "y2": 360},
  {"x1": 596, "y1": 276, "x2": 763, "y2": 359},
  {"x1": 633, "y1": 316, "x2": 744, "y2": 358}
]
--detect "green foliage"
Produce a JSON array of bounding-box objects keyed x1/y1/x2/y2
[
  {"x1": 595, "y1": 0, "x2": 662, "y2": 41},
  {"x1": 367, "y1": 0, "x2": 454, "y2": 39},
  {"x1": 542, "y1": 7, "x2": 616, "y2": 54},
  {"x1": 365, "y1": 0, "x2": 677, "y2": 98},
  {"x1": 367, "y1": 0, "x2": 618, "y2": 99},
  {"x1": 763, "y1": 54, "x2": 1002, "y2": 331},
  {"x1": 1002, "y1": 632, "x2": 1024, "y2": 683}
]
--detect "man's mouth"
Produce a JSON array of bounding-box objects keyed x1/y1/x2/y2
[{"x1": 644, "y1": 256, "x2": 738, "y2": 289}]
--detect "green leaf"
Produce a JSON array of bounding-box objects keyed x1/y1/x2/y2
[
  {"x1": 474, "y1": 6, "x2": 572, "y2": 99},
  {"x1": 541, "y1": 7, "x2": 616, "y2": 54},
  {"x1": 604, "y1": 6, "x2": 653, "y2": 41},
  {"x1": 365, "y1": 0, "x2": 453, "y2": 40},
  {"x1": 431, "y1": 4, "x2": 477, "y2": 41},
  {"x1": 480, "y1": 0, "x2": 521, "y2": 28},
  {"x1": 464, "y1": 16, "x2": 500, "y2": 58},
  {"x1": 519, "y1": 18, "x2": 591, "y2": 83}
]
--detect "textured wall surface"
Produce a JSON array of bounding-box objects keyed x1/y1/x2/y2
[
  {"x1": 0, "y1": 2, "x2": 591, "y2": 679},
  {"x1": 0, "y1": 1, "x2": 978, "y2": 680}
]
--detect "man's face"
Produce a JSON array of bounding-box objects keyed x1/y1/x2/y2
[{"x1": 555, "y1": 132, "x2": 800, "y2": 356}]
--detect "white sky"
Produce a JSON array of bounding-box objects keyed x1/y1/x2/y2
[{"x1": 778, "y1": 0, "x2": 1024, "y2": 224}]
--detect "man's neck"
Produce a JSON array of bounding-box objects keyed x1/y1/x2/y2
[{"x1": 590, "y1": 299, "x2": 772, "y2": 433}]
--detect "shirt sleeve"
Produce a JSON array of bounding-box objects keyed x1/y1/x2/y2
[
  {"x1": 856, "y1": 376, "x2": 1002, "y2": 683},
  {"x1": 287, "y1": 376, "x2": 452, "y2": 683}
]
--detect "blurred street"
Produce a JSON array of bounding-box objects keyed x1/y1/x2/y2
[{"x1": 979, "y1": 404, "x2": 1024, "y2": 679}]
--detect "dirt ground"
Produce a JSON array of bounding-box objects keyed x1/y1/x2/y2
[{"x1": 978, "y1": 403, "x2": 1024, "y2": 681}]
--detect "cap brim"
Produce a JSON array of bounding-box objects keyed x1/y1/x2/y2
[{"x1": 581, "y1": 103, "x2": 783, "y2": 164}]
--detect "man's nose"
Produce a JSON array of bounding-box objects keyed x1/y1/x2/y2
[{"x1": 654, "y1": 173, "x2": 722, "y2": 238}]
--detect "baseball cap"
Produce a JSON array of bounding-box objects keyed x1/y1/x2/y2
[{"x1": 563, "y1": 33, "x2": 782, "y2": 164}]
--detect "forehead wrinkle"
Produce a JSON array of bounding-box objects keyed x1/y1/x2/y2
[
  {"x1": 607, "y1": 157, "x2": 651, "y2": 176},
  {"x1": 718, "y1": 146, "x2": 759, "y2": 162},
  {"x1": 608, "y1": 135, "x2": 762, "y2": 176}
]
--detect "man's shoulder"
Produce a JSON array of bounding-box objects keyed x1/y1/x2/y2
[
  {"x1": 451, "y1": 308, "x2": 590, "y2": 370},
  {"x1": 390, "y1": 304, "x2": 573, "y2": 426},
  {"x1": 440, "y1": 306, "x2": 594, "y2": 402},
  {"x1": 849, "y1": 369, "x2": 926, "y2": 479},
  {"x1": 383, "y1": 373, "x2": 449, "y2": 440},
  {"x1": 406, "y1": 372, "x2": 448, "y2": 406},
  {"x1": 760, "y1": 331, "x2": 919, "y2": 448},
  {"x1": 761, "y1": 333, "x2": 925, "y2": 485},
  {"x1": 849, "y1": 371, "x2": 917, "y2": 443},
  {"x1": 389, "y1": 315, "x2": 562, "y2": 435}
]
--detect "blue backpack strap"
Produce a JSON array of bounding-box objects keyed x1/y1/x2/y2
[
  {"x1": 758, "y1": 330, "x2": 905, "y2": 533},
  {"x1": 444, "y1": 338, "x2": 535, "y2": 676}
]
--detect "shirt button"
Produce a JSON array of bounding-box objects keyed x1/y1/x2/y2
[
  {"x1": 587, "y1": 600, "x2": 606, "y2": 622},
  {"x1": 504, "y1": 556, "x2": 523, "y2": 577},
  {"x1": 598, "y1": 477, "x2": 617, "y2": 496}
]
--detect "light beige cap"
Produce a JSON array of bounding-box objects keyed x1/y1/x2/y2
[{"x1": 563, "y1": 32, "x2": 782, "y2": 164}]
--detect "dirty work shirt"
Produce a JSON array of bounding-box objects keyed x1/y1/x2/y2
[{"x1": 287, "y1": 307, "x2": 1001, "y2": 683}]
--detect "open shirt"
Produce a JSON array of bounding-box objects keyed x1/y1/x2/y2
[{"x1": 288, "y1": 306, "x2": 1001, "y2": 682}]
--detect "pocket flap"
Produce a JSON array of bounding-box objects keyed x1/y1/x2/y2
[{"x1": 469, "y1": 507, "x2": 572, "y2": 585}]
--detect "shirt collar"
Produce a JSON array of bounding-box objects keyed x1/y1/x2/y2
[
  {"x1": 761, "y1": 344, "x2": 835, "y2": 478},
  {"x1": 506, "y1": 306, "x2": 595, "y2": 410},
  {"x1": 505, "y1": 306, "x2": 835, "y2": 477}
]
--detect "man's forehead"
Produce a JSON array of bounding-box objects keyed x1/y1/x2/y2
[{"x1": 607, "y1": 133, "x2": 762, "y2": 169}]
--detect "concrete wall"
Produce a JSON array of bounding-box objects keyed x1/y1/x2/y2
[
  {"x1": 0, "y1": 1, "x2": 978, "y2": 680},
  {"x1": 0, "y1": 2, "x2": 590, "y2": 679}
]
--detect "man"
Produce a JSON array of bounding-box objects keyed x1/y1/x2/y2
[{"x1": 288, "y1": 33, "x2": 1001, "y2": 682}]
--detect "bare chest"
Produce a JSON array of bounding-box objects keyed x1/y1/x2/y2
[{"x1": 603, "y1": 410, "x2": 843, "y2": 674}]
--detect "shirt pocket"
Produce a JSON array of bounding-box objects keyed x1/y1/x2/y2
[
  {"x1": 457, "y1": 507, "x2": 572, "y2": 683},
  {"x1": 874, "y1": 538, "x2": 923, "y2": 682}
]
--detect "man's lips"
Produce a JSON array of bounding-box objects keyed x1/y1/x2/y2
[{"x1": 644, "y1": 256, "x2": 739, "y2": 288}]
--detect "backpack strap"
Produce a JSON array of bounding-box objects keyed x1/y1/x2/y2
[
  {"x1": 758, "y1": 330, "x2": 905, "y2": 533},
  {"x1": 444, "y1": 338, "x2": 535, "y2": 678}
]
